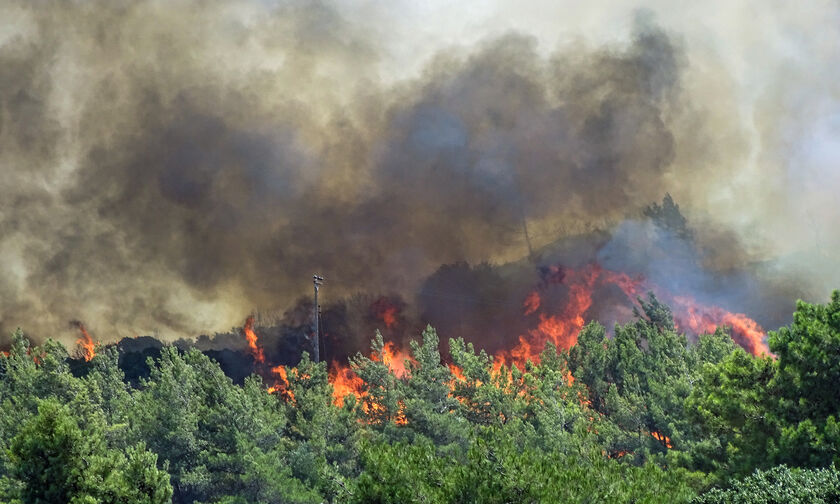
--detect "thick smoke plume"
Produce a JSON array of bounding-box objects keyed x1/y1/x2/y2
[{"x1": 0, "y1": 0, "x2": 837, "y2": 345}]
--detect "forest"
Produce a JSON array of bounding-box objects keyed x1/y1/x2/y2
[
  {"x1": 2, "y1": 290, "x2": 840, "y2": 503},
  {"x1": 2, "y1": 0, "x2": 838, "y2": 502}
]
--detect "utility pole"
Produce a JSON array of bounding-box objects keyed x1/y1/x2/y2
[
  {"x1": 312, "y1": 274, "x2": 324, "y2": 363},
  {"x1": 511, "y1": 161, "x2": 536, "y2": 264},
  {"x1": 521, "y1": 215, "x2": 535, "y2": 263}
]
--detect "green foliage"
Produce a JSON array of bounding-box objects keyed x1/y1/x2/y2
[
  {"x1": 283, "y1": 352, "x2": 358, "y2": 502},
  {"x1": 6, "y1": 398, "x2": 171, "y2": 504},
  {"x1": 401, "y1": 326, "x2": 465, "y2": 444},
  {"x1": 4, "y1": 290, "x2": 840, "y2": 502},
  {"x1": 130, "y1": 347, "x2": 325, "y2": 504},
  {"x1": 353, "y1": 432, "x2": 699, "y2": 504},
  {"x1": 353, "y1": 440, "x2": 450, "y2": 503},
  {"x1": 686, "y1": 348, "x2": 777, "y2": 476},
  {"x1": 695, "y1": 465, "x2": 840, "y2": 504},
  {"x1": 567, "y1": 296, "x2": 713, "y2": 463},
  {"x1": 769, "y1": 292, "x2": 840, "y2": 467},
  {"x1": 8, "y1": 399, "x2": 90, "y2": 504},
  {"x1": 687, "y1": 292, "x2": 840, "y2": 479}
]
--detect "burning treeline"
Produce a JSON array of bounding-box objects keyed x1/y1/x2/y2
[
  {"x1": 178, "y1": 195, "x2": 773, "y2": 405},
  {"x1": 56, "y1": 198, "x2": 767, "y2": 408},
  {"x1": 3, "y1": 0, "x2": 801, "y2": 419},
  {"x1": 64, "y1": 205, "x2": 769, "y2": 410},
  {"x1": 0, "y1": 1, "x2": 817, "y2": 347},
  {"x1": 225, "y1": 248, "x2": 774, "y2": 406},
  {"x1": 64, "y1": 194, "x2": 776, "y2": 409},
  {"x1": 61, "y1": 192, "x2": 779, "y2": 402}
]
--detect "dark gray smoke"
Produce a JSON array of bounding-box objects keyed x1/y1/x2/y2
[{"x1": 0, "y1": 1, "x2": 830, "y2": 345}]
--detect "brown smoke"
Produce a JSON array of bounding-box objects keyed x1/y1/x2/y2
[{"x1": 0, "y1": 1, "x2": 834, "y2": 344}]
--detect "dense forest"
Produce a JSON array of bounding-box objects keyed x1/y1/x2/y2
[
  {"x1": 1, "y1": 0, "x2": 837, "y2": 501},
  {"x1": 2, "y1": 291, "x2": 840, "y2": 503}
]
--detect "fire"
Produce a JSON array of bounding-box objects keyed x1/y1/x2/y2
[
  {"x1": 721, "y1": 313, "x2": 769, "y2": 356},
  {"x1": 493, "y1": 263, "x2": 767, "y2": 376},
  {"x1": 370, "y1": 297, "x2": 400, "y2": 330},
  {"x1": 496, "y1": 266, "x2": 600, "y2": 370},
  {"x1": 330, "y1": 362, "x2": 365, "y2": 406},
  {"x1": 381, "y1": 307, "x2": 397, "y2": 329},
  {"x1": 671, "y1": 296, "x2": 770, "y2": 355},
  {"x1": 394, "y1": 401, "x2": 408, "y2": 426},
  {"x1": 324, "y1": 341, "x2": 412, "y2": 408},
  {"x1": 71, "y1": 321, "x2": 96, "y2": 362},
  {"x1": 256, "y1": 262, "x2": 769, "y2": 430},
  {"x1": 273, "y1": 365, "x2": 289, "y2": 382},
  {"x1": 651, "y1": 431, "x2": 673, "y2": 448},
  {"x1": 242, "y1": 316, "x2": 265, "y2": 364},
  {"x1": 522, "y1": 291, "x2": 540, "y2": 315},
  {"x1": 376, "y1": 341, "x2": 411, "y2": 378},
  {"x1": 599, "y1": 268, "x2": 645, "y2": 298},
  {"x1": 448, "y1": 364, "x2": 466, "y2": 382},
  {"x1": 590, "y1": 268, "x2": 769, "y2": 357},
  {"x1": 268, "y1": 365, "x2": 294, "y2": 400}
]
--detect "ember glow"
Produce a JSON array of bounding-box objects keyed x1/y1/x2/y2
[{"x1": 370, "y1": 297, "x2": 401, "y2": 331}]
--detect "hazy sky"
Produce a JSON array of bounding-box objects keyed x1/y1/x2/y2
[
  {"x1": 0, "y1": 0, "x2": 837, "y2": 343},
  {"x1": 357, "y1": 0, "x2": 840, "y2": 278}
]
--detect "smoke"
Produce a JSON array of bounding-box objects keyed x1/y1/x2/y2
[{"x1": 0, "y1": 0, "x2": 838, "y2": 344}]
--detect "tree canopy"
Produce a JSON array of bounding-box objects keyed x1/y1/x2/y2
[{"x1": 2, "y1": 292, "x2": 840, "y2": 503}]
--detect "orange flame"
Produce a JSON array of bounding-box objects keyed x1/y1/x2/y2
[
  {"x1": 273, "y1": 365, "x2": 289, "y2": 382},
  {"x1": 671, "y1": 296, "x2": 770, "y2": 355},
  {"x1": 376, "y1": 341, "x2": 411, "y2": 378},
  {"x1": 496, "y1": 265, "x2": 600, "y2": 370},
  {"x1": 395, "y1": 400, "x2": 408, "y2": 425},
  {"x1": 261, "y1": 263, "x2": 768, "y2": 430},
  {"x1": 522, "y1": 291, "x2": 540, "y2": 315},
  {"x1": 325, "y1": 342, "x2": 413, "y2": 408},
  {"x1": 651, "y1": 431, "x2": 673, "y2": 448},
  {"x1": 448, "y1": 364, "x2": 466, "y2": 382},
  {"x1": 330, "y1": 362, "x2": 365, "y2": 406},
  {"x1": 243, "y1": 316, "x2": 265, "y2": 364},
  {"x1": 495, "y1": 263, "x2": 767, "y2": 374},
  {"x1": 370, "y1": 297, "x2": 400, "y2": 330},
  {"x1": 268, "y1": 365, "x2": 295, "y2": 400},
  {"x1": 594, "y1": 268, "x2": 769, "y2": 356},
  {"x1": 599, "y1": 268, "x2": 646, "y2": 298},
  {"x1": 381, "y1": 308, "x2": 397, "y2": 330},
  {"x1": 71, "y1": 321, "x2": 96, "y2": 362}
]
